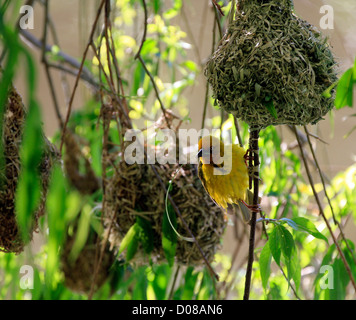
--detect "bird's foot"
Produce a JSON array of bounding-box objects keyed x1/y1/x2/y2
[{"x1": 241, "y1": 200, "x2": 262, "y2": 213}]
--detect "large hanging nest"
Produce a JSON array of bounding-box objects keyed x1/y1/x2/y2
[
  {"x1": 0, "y1": 86, "x2": 58, "y2": 254},
  {"x1": 205, "y1": 0, "x2": 337, "y2": 129},
  {"x1": 105, "y1": 161, "x2": 226, "y2": 266}
]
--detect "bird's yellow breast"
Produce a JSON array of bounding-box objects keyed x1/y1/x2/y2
[{"x1": 199, "y1": 145, "x2": 249, "y2": 209}]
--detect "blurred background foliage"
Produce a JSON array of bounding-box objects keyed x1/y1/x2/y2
[{"x1": 0, "y1": 0, "x2": 356, "y2": 300}]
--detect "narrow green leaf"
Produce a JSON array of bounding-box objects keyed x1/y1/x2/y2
[
  {"x1": 278, "y1": 225, "x2": 295, "y2": 260},
  {"x1": 335, "y1": 68, "x2": 354, "y2": 109},
  {"x1": 132, "y1": 269, "x2": 148, "y2": 300},
  {"x1": 290, "y1": 245, "x2": 301, "y2": 291},
  {"x1": 259, "y1": 241, "x2": 272, "y2": 291},
  {"x1": 330, "y1": 258, "x2": 347, "y2": 300},
  {"x1": 269, "y1": 227, "x2": 281, "y2": 266},
  {"x1": 15, "y1": 100, "x2": 43, "y2": 243},
  {"x1": 181, "y1": 267, "x2": 199, "y2": 300},
  {"x1": 118, "y1": 223, "x2": 138, "y2": 255},
  {"x1": 45, "y1": 165, "x2": 68, "y2": 287},
  {"x1": 69, "y1": 204, "x2": 92, "y2": 262},
  {"x1": 126, "y1": 231, "x2": 139, "y2": 262}
]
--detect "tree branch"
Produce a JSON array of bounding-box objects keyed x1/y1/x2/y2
[{"x1": 243, "y1": 128, "x2": 260, "y2": 300}]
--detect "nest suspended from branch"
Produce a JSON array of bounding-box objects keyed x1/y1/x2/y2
[
  {"x1": 205, "y1": 0, "x2": 337, "y2": 129},
  {"x1": 104, "y1": 161, "x2": 226, "y2": 266},
  {"x1": 0, "y1": 86, "x2": 58, "y2": 254},
  {"x1": 61, "y1": 230, "x2": 114, "y2": 295}
]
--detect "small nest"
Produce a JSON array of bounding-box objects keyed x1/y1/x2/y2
[
  {"x1": 104, "y1": 162, "x2": 226, "y2": 266},
  {"x1": 205, "y1": 0, "x2": 337, "y2": 129},
  {"x1": 61, "y1": 232, "x2": 114, "y2": 295},
  {"x1": 0, "y1": 86, "x2": 58, "y2": 254}
]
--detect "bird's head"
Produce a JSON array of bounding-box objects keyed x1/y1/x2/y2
[{"x1": 198, "y1": 135, "x2": 224, "y2": 165}]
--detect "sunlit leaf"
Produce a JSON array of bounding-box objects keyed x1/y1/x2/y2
[
  {"x1": 335, "y1": 68, "x2": 354, "y2": 109},
  {"x1": 269, "y1": 227, "x2": 281, "y2": 266},
  {"x1": 291, "y1": 217, "x2": 328, "y2": 243}
]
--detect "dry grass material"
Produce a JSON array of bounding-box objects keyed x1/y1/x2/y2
[
  {"x1": 205, "y1": 0, "x2": 337, "y2": 129},
  {"x1": 102, "y1": 112, "x2": 226, "y2": 266},
  {"x1": 61, "y1": 232, "x2": 114, "y2": 294},
  {"x1": 104, "y1": 162, "x2": 226, "y2": 266},
  {"x1": 0, "y1": 86, "x2": 58, "y2": 254}
]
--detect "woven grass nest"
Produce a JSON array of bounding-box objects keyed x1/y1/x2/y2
[
  {"x1": 104, "y1": 161, "x2": 226, "y2": 266},
  {"x1": 205, "y1": 0, "x2": 337, "y2": 129},
  {"x1": 61, "y1": 231, "x2": 114, "y2": 295},
  {"x1": 0, "y1": 86, "x2": 58, "y2": 254}
]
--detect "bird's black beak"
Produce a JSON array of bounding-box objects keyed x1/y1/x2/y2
[{"x1": 197, "y1": 148, "x2": 203, "y2": 159}]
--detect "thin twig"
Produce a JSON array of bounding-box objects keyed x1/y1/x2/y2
[
  {"x1": 40, "y1": 0, "x2": 64, "y2": 128},
  {"x1": 60, "y1": 0, "x2": 106, "y2": 153},
  {"x1": 167, "y1": 266, "x2": 181, "y2": 300},
  {"x1": 134, "y1": 0, "x2": 148, "y2": 60},
  {"x1": 303, "y1": 125, "x2": 356, "y2": 266},
  {"x1": 137, "y1": 55, "x2": 171, "y2": 128},
  {"x1": 211, "y1": 0, "x2": 225, "y2": 16},
  {"x1": 134, "y1": 0, "x2": 170, "y2": 126},
  {"x1": 20, "y1": 29, "x2": 98, "y2": 88}
]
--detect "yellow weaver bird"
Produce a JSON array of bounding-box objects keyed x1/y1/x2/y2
[{"x1": 197, "y1": 135, "x2": 256, "y2": 222}]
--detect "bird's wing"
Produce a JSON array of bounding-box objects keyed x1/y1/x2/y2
[{"x1": 198, "y1": 162, "x2": 220, "y2": 208}]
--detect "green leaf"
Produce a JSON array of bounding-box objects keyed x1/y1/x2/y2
[
  {"x1": 291, "y1": 217, "x2": 328, "y2": 242},
  {"x1": 150, "y1": 265, "x2": 171, "y2": 300},
  {"x1": 45, "y1": 165, "x2": 68, "y2": 288},
  {"x1": 263, "y1": 96, "x2": 278, "y2": 119},
  {"x1": 15, "y1": 100, "x2": 43, "y2": 243},
  {"x1": 136, "y1": 216, "x2": 154, "y2": 254},
  {"x1": 69, "y1": 204, "x2": 92, "y2": 262},
  {"x1": 153, "y1": 0, "x2": 162, "y2": 14},
  {"x1": 126, "y1": 230, "x2": 139, "y2": 262},
  {"x1": 269, "y1": 226, "x2": 281, "y2": 266},
  {"x1": 118, "y1": 223, "x2": 139, "y2": 258},
  {"x1": 280, "y1": 218, "x2": 299, "y2": 231},
  {"x1": 276, "y1": 225, "x2": 299, "y2": 286},
  {"x1": 278, "y1": 225, "x2": 295, "y2": 260},
  {"x1": 163, "y1": 0, "x2": 182, "y2": 20},
  {"x1": 330, "y1": 258, "x2": 348, "y2": 300},
  {"x1": 181, "y1": 266, "x2": 199, "y2": 300},
  {"x1": 132, "y1": 268, "x2": 148, "y2": 300},
  {"x1": 335, "y1": 68, "x2": 354, "y2": 109},
  {"x1": 259, "y1": 241, "x2": 272, "y2": 291},
  {"x1": 162, "y1": 203, "x2": 177, "y2": 266},
  {"x1": 290, "y1": 245, "x2": 301, "y2": 291}
]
